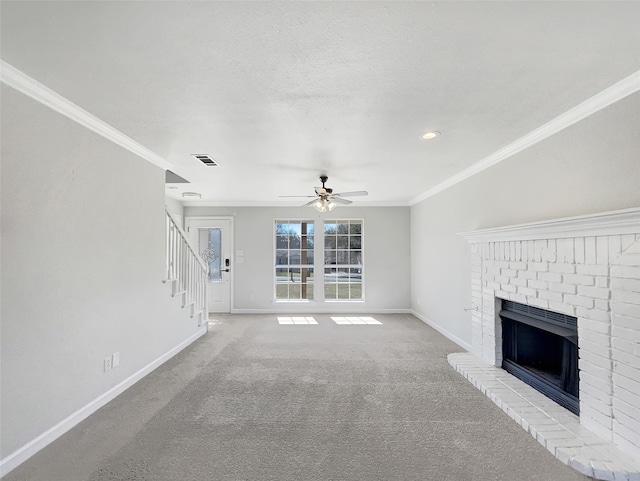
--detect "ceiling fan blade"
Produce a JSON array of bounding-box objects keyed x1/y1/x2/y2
[
  {"x1": 300, "y1": 199, "x2": 319, "y2": 207},
  {"x1": 334, "y1": 190, "x2": 368, "y2": 197},
  {"x1": 331, "y1": 197, "x2": 352, "y2": 205}
]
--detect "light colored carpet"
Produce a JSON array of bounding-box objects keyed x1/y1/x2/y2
[{"x1": 5, "y1": 314, "x2": 591, "y2": 481}]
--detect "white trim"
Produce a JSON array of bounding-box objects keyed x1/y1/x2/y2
[
  {"x1": 459, "y1": 207, "x2": 640, "y2": 243},
  {"x1": 410, "y1": 70, "x2": 640, "y2": 206},
  {"x1": 231, "y1": 308, "x2": 412, "y2": 314},
  {"x1": 0, "y1": 60, "x2": 173, "y2": 171},
  {"x1": 180, "y1": 201, "x2": 410, "y2": 207},
  {"x1": 410, "y1": 310, "x2": 473, "y2": 352},
  {"x1": 0, "y1": 326, "x2": 206, "y2": 478}
]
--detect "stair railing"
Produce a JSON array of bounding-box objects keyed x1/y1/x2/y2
[{"x1": 164, "y1": 207, "x2": 208, "y2": 325}]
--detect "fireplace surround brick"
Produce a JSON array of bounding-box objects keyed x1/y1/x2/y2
[{"x1": 459, "y1": 208, "x2": 640, "y2": 477}]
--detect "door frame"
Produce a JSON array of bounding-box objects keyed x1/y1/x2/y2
[{"x1": 185, "y1": 216, "x2": 234, "y2": 313}]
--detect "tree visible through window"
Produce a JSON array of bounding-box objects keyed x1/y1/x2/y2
[
  {"x1": 324, "y1": 220, "x2": 363, "y2": 300},
  {"x1": 275, "y1": 221, "x2": 314, "y2": 300}
]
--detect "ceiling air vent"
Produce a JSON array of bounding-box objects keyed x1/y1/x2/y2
[{"x1": 192, "y1": 154, "x2": 218, "y2": 166}]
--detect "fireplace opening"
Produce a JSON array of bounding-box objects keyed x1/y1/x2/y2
[{"x1": 500, "y1": 300, "x2": 579, "y2": 415}]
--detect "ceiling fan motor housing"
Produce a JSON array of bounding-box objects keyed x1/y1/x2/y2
[{"x1": 319, "y1": 175, "x2": 333, "y2": 194}]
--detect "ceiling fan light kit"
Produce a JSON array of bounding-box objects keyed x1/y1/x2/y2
[
  {"x1": 280, "y1": 175, "x2": 368, "y2": 212},
  {"x1": 313, "y1": 199, "x2": 337, "y2": 213}
]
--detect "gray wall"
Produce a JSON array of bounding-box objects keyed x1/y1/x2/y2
[
  {"x1": 0, "y1": 87, "x2": 201, "y2": 458},
  {"x1": 184, "y1": 206, "x2": 411, "y2": 312},
  {"x1": 410, "y1": 92, "x2": 640, "y2": 348}
]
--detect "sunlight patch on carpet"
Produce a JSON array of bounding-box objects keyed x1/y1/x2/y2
[
  {"x1": 331, "y1": 316, "x2": 382, "y2": 325},
  {"x1": 277, "y1": 316, "x2": 318, "y2": 325}
]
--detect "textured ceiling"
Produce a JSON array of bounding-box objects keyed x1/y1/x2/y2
[{"x1": 2, "y1": 1, "x2": 639, "y2": 205}]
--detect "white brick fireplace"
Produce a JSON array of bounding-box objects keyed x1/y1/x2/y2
[{"x1": 452, "y1": 208, "x2": 640, "y2": 480}]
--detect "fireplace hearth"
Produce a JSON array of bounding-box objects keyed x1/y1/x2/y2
[
  {"x1": 500, "y1": 300, "x2": 579, "y2": 415},
  {"x1": 455, "y1": 207, "x2": 640, "y2": 479}
]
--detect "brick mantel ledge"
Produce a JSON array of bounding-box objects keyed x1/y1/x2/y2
[{"x1": 459, "y1": 207, "x2": 640, "y2": 243}]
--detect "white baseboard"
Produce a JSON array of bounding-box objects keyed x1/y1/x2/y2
[
  {"x1": 0, "y1": 326, "x2": 207, "y2": 478},
  {"x1": 410, "y1": 310, "x2": 472, "y2": 352},
  {"x1": 230, "y1": 308, "x2": 413, "y2": 314}
]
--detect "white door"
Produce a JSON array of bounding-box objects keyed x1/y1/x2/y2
[{"x1": 186, "y1": 218, "x2": 233, "y2": 313}]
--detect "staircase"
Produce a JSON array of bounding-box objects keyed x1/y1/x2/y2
[{"x1": 164, "y1": 207, "x2": 208, "y2": 326}]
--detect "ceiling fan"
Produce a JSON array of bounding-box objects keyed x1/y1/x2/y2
[{"x1": 280, "y1": 175, "x2": 368, "y2": 212}]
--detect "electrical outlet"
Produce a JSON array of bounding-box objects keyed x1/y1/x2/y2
[
  {"x1": 250, "y1": 294, "x2": 255, "y2": 301},
  {"x1": 112, "y1": 352, "x2": 120, "y2": 368},
  {"x1": 104, "y1": 357, "x2": 112, "y2": 372}
]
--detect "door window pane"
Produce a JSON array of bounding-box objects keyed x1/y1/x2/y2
[{"x1": 199, "y1": 228, "x2": 222, "y2": 283}]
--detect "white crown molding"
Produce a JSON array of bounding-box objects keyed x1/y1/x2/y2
[
  {"x1": 180, "y1": 201, "x2": 410, "y2": 207},
  {"x1": 410, "y1": 70, "x2": 640, "y2": 206},
  {"x1": 0, "y1": 60, "x2": 173, "y2": 171},
  {"x1": 459, "y1": 207, "x2": 640, "y2": 243}
]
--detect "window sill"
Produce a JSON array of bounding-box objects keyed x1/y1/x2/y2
[
  {"x1": 324, "y1": 299, "x2": 365, "y2": 303},
  {"x1": 272, "y1": 299, "x2": 314, "y2": 303}
]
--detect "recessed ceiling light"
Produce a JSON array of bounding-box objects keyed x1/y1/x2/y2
[
  {"x1": 182, "y1": 192, "x2": 202, "y2": 199},
  {"x1": 422, "y1": 131, "x2": 440, "y2": 140}
]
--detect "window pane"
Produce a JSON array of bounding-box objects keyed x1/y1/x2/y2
[
  {"x1": 324, "y1": 223, "x2": 337, "y2": 235},
  {"x1": 349, "y1": 223, "x2": 362, "y2": 234},
  {"x1": 324, "y1": 235, "x2": 336, "y2": 249},
  {"x1": 325, "y1": 250, "x2": 336, "y2": 265},
  {"x1": 300, "y1": 249, "x2": 312, "y2": 265},
  {"x1": 289, "y1": 233, "x2": 301, "y2": 248},
  {"x1": 301, "y1": 267, "x2": 314, "y2": 282},
  {"x1": 350, "y1": 282, "x2": 363, "y2": 299},
  {"x1": 337, "y1": 223, "x2": 349, "y2": 234},
  {"x1": 289, "y1": 283, "x2": 301, "y2": 299},
  {"x1": 289, "y1": 250, "x2": 301, "y2": 265},
  {"x1": 337, "y1": 235, "x2": 349, "y2": 248},
  {"x1": 350, "y1": 251, "x2": 362, "y2": 265},
  {"x1": 336, "y1": 251, "x2": 349, "y2": 265},
  {"x1": 324, "y1": 283, "x2": 337, "y2": 299},
  {"x1": 337, "y1": 284, "x2": 350, "y2": 299},
  {"x1": 276, "y1": 235, "x2": 288, "y2": 248},
  {"x1": 199, "y1": 228, "x2": 222, "y2": 283},
  {"x1": 290, "y1": 268, "x2": 300, "y2": 281},
  {"x1": 276, "y1": 268, "x2": 288, "y2": 281},
  {"x1": 302, "y1": 283, "x2": 314, "y2": 300},
  {"x1": 276, "y1": 284, "x2": 288, "y2": 299},
  {"x1": 275, "y1": 250, "x2": 288, "y2": 265},
  {"x1": 324, "y1": 268, "x2": 338, "y2": 283},
  {"x1": 350, "y1": 267, "x2": 362, "y2": 280},
  {"x1": 349, "y1": 236, "x2": 361, "y2": 249},
  {"x1": 287, "y1": 223, "x2": 301, "y2": 236},
  {"x1": 301, "y1": 235, "x2": 314, "y2": 249},
  {"x1": 336, "y1": 268, "x2": 349, "y2": 280},
  {"x1": 304, "y1": 222, "x2": 314, "y2": 236}
]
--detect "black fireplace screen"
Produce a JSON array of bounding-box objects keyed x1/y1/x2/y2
[{"x1": 500, "y1": 300, "x2": 579, "y2": 415}]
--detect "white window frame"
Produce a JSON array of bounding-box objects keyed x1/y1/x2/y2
[
  {"x1": 273, "y1": 219, "x2": 315, "y2": 302},
  {"x1": 322, "y1": 219, "x2": 365, "y2": 302}
]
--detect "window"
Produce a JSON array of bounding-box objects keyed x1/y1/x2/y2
[
  {"x1": 323, "y1": 220, "x2": 363, "y2": 300},
  {"x1": 198, "y1": 227, "x2": 222, "y2": 283},
  {"x1": 274, "y1": 220, "x2": 314, "y2": 300}
]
